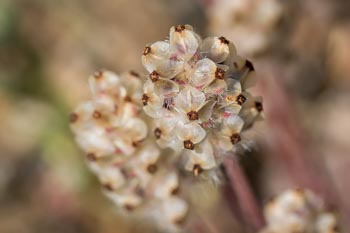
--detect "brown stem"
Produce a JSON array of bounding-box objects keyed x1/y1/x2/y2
[{"x1": 223, "y1": 158, "x2": 265, "y2": 232}]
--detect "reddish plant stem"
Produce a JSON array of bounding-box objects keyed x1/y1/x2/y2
[{"x1": 224, "y1": 158, "x2": 265, "y2": 232}]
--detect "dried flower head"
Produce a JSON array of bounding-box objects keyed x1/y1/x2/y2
[
  {"x1": 141, "y1": 25, "x2": 263, "y2": 176},
  {"x1": 260, "y1": 189, "x2": 339, "y2": 233},
  {"x1": 70, "y1": 70, "x2": 187, "y2": 232}
]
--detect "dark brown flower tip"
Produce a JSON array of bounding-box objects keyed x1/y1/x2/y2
[
  {"x1": 142, "y1": 94, "x2": 149, "y2": 106},
  {"x1": 132, "y1": 140, "x2": 143, "y2": 148},
  {"x1": 230, "y1": 133, "x2": 241, "y2": 145},
  {"x1": 129, "y1": 70, "x2": 140, "y2": 78},
  {"x1": 175, "y1": 25, "x2": 186, "y2": 32},
  {"x1": 218, "y1": 36, "x2": 230, "y2": 45},
  {"x1": 103, "y1": 183, "x2": 114, "y2": 191},
  {"x1": 184, "y1": 140, "x2": 195, "y2": 150},
  {"x1": 215, "y1": 67, "x2": 225, "y2": 80},
  {"x1": 92, "y1": 110, "x2": 102, "y2": 119},
  {"x1": 124, "y1": 96, "x2": 132, "y2": 102},
  {"x1": 143, "y1": 46, "x2": 151, "y2": 56},
  {"x1": 154, "y1": 127, "x2": 162, "y2": 139},
  {"x1": 193, "y1": 164, "x2": 203, "y2": 176},
  {"x1": 149, "y1": 70, "x2": 160, "y2": 82},
  {"x1": 236, "y1": 94, "x2": 247, "y2": 105},
  {"x1": 174, "y1": 215, "x2": 186, "y2": 225},
  {"x1": 69, "y1": 112, "x2": 78, "y2": 123},
  {"x1": 255, "y1": 101, "x2": 263, "y2": 112},
  {"x1": 86, "y1": 152, "x2": 97, "y2": 161},
  {"x1": 171, "y1": 186, "x2": 180, "y2": 195},
  {"x1": 124, "y1": 204, "x2": 135, "y2": 212},
  {"x1": 93, "y1": 70, "x2": 103, "y2": 79},
  {"x1": 245, "y1": 60, "x2": 255, "y2": 72},
  {"x1": 146, "y1": 164, "x2": 158, "y2": 174},
  {"x1": 187, "y1": 110, "x2": 199, "y2": 121}
]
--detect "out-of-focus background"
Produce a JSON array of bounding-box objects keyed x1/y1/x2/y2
[{"x1": 0, "y1": 0, "x2": 349, "y2": 232}]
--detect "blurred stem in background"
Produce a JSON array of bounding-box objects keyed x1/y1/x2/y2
[
  {"x1": 258, "y1": 61, "x2": 350, "y2": 224},
  {"x1": 223, "y1": 158, "x2": 265, "y2": 233}
]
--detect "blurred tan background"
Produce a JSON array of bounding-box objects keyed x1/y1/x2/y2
[{"x1": 0, "y1": 0, "x2": 350, "y2": 232}]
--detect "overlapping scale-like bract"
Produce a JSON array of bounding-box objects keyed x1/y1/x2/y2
[
  {"x1": 141, "y1": 25, "x2": 263, "y2": 177},
  {"x1": 70, "y1": 71, "x2": 187, "y2": 232}
]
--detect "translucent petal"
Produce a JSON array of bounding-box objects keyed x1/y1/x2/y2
[
  {"x1": 143, "y1": 104, "x2": 170, "y2": 118},
  {"x1": 217, "y1": 135, "x2": 234, "y2": 151},
  {"x1": 190, "y1": 58, "x2": 216, "y2": 89},
  {"x1": 120, "y1": 71, "x2": 143, "y2": 100},
  {"x1": 94, "y1": 94, "x2": 116, "y2": 113},
  {"x1": 177, "y1": 121, "x2": 206, "y2": 144},
  {"x1": 204, "y1": 79, "x2": 227, "y2": 95},
  {"x1": 200, "y1": 36, "x2": 230, "y2": 63},
  {"x1": 70, "y1": 101, "x2": 95, "y2": 133},
  {"x1": 222, "y1": 116, "x2": 244, "y2": 135},
  {"x1": 161, "y1": 197, "x2": 188, "y2": 222},
  {"x1": 75, "y1": 127, "x2": 115, "y2": 155},
  {"x1": 225, "y1": 77, "x2": 242, "y2": 92},
  {"x1": 224, "y1": 104, "x2": 242, "y2": 116},
  {"x1": 184, "y1": 139, "x2": 216, "y2": 170},
  {"x1": 142, "y1": 41, "x2": 183, "y2": 78},
  {"x1": 104, "y1": 191, "x2": 142, "y2": 208},
  {"x1": 175, "y1": 86, "x2": 206, "y2": 115},
  {"x1": 113, "y1": 136, "x2": 135, "y2": 156},
  {"x1": 124, "y1": 118, "x2": 148, "y2": 141},
  {"x1": 174, "y1": 87, "x2": 191, "y2": 113},
  {"x1": 169, "y1": 25, "x2": 199, "y2": 61},
  {"x1": 153, "y1": 78, "x2": 179, "y2": 96},
  {"x1": 89, "y1": 70, "x2": 122, "y2": 96},
  {"x1": 135, "y1": 141, "x2": 160, "y2": 164},
  {"x1": 154, "y1": 172, "x2": 179, "y2": 198},
  {"x1": 198, "y1": 100, "x2": 215, "y2": 122},
  {"x1": 98, "y1": 166, "x2": 125, "y2": 190},
  {"x1": 240, "y1": 70, "x2": 257, "y2": 90}
]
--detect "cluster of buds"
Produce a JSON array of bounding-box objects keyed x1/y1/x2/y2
[
  {"x1": 206, "y1": 0, "x2": 284, "y2": 56},
  {"x1": 141, "y1": 25, "x2": 263, "y2": 177},
  {"x1": 70, "y1": 71, "x2": 187, "y2": 232},
  {"x1": 261, "y1": 189, "x2": 339, "y2": 233}
]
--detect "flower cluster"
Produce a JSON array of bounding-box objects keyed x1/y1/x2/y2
[
  {"x1": 260, "y1": 189, "x2": 339, "y2": 233},
  {"x1": 70, "y1": 71, "x2": 187, "y2": 232},
  {"x1": 141, "y1": 25, "x2": 263, "y2": 176}
]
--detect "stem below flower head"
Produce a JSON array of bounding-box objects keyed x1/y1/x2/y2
[{"x1": 223, "y1": 157, "x2": 265, "y2": 233}]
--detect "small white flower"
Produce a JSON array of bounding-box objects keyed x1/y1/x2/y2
[
  {"x1": 142, "y1": 80, "x2": 174, "y2": 118},
  {"x1": 184, "y1": 138, "x2": 216, "y2": 176},
  {"x1": 177, "y1": 121, "x2": 206, "y2": 150},
  {"x1": 153, "y1": 117, "x2": 182, "y2": 150},
  {"x1": 169, "y1": 25, "x2": 200, "y2": 61},
  {"x1": 129, "y1": 141, "x2": 161, "y2": 186},
  {"x1": 262, "y1": 189, "x2": 338, "y2": 233},
  {"x1": 112, "y1": 118, "x2": 148, "y2": 155},
  {"x1": 217, "y1": 116, "x2": 244, "y2": 151},
  {"x1": 89, "y1": 70, "x2": 125, "y2": 97},
  {"x1": 152, "y1": 171, "x2": 180, "y2": 198},
  {"x1": 142, "y1": 41, "x2": 183, "y2": 78},
  {"x1": 97, "y1": 166, "x2": 126, "y2": 191},
  {"x1": 200, "y1": 36, "x2": 235, "y2": 63},
  {"x1": 174, "y1": 86, "x2": 208, "y2": 123}
]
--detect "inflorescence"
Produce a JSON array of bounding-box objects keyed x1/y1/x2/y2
[
  {"x1": 70, "y1": 25, "x2": 264, "y2": 232},
  {"x1": 141, "y1": 24, "x2": 263, "y2": 176}
]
